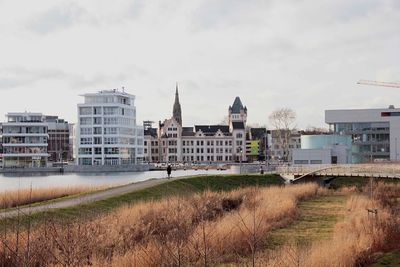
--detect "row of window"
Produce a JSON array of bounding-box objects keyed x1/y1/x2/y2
[
  {"x1": 80, "y1": 137, "x2": 136, "y2": 145},
  {"x1": 182, "y1": 156, "x2": 233, "y2": 162},
  {"x1": 80, "y1": 127, "x2": 137, "y2": 136},
  {"x1": 182, "y1": 140, "x2": 233, "y2": 147},
  {"x1": 80, "y1": 117, "x2": 136, "y2": 126}
]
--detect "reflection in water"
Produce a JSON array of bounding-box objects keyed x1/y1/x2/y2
[{"x1": 0, "y1": 169, "x2": 236, "y2": 192}]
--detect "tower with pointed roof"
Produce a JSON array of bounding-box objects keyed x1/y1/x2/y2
[
  {"x1": 228, "y1": 96, "x2": 247, "y2": 162},
  {"x1": 228, "y1": 96, "x2": 247, "y2": 126},
  {"x1": 173, "y1": 83, "x2": 182, "y2": 126}
]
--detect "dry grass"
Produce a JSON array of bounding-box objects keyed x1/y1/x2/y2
[
  {"x1": 0, "y1": 183, "x2": 325, "y2": 266},
  {"x1": 254, "y1": 182, "x2": 400, "y2": 267},
  {"x1": 0, "y1": 186, "x2": 102, "y2": 209}
]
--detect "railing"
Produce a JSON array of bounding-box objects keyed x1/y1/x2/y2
[{"x1": 277, "y1": 164, "x2": 400, "y2": 178}]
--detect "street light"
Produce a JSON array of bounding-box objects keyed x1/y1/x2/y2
[{"x1": 239, "y1": 147, "x2": 243, "y2": 174}]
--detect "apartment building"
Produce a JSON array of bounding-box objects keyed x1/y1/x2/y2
[
  {"x1": 76, "y1": 89, "x2": 144, "y2": 165},
  {"x1": 1, "y1": 113, "x2": 49, "y2": 168}
]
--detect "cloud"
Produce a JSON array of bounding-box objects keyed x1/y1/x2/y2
[{"x1": 27, "y1": 2, "x2": 86, "y2": 34}]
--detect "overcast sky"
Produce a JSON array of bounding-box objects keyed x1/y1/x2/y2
[{"x1": 0, "y1": 0, "x2": 399, "y2": 129}]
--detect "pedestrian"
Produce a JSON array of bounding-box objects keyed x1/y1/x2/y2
[
  {"x1": 167, "y1": 164, "x2": 172, "y2": 179},
  {"x1": 260, "y1": 165, "x2": 264, "y2": 175}
]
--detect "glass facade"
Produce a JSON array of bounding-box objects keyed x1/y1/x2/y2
[{"x1": 330, "y1": 122, "x2": 390, "y2": 162}]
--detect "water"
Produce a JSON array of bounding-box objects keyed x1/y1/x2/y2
[{"x1": 0, "y1": 169, "x2": 236, "y2": 192}]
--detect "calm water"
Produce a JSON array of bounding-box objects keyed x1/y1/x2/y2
[{"x1": 0, "y1": 169, "x2": 236, "y2": 192}]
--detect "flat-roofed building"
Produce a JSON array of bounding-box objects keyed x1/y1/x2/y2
[
  {"x1": 325, "y1": 106, "x2": 400, "y2": 162},
  {"x1": 45, "y1": 116, "x2": 70, "y2": 163},
  {"x1": 1, "y1": 112, "x2": 49, "y2": 168},
  {"x1": 76, "y1": 88, "x2": 144, "y2": 166}
]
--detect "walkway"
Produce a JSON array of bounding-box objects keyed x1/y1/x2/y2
[{"x1": 0, "y1": 176, "x2": 176, "y2": 219}]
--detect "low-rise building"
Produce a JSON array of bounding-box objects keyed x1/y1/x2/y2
[
  {"x1": 269, "y1": 130, "x2": 301, "y2": 162},
  {"x1": 246, "y1": 128, "x2": 267, "y2": 162},
  {"x1": 292, "y1": 134, "x2": 352, "y2": 165},
  {"x1": 1, "y1": 113, "x2": 49, "y2": 168}
]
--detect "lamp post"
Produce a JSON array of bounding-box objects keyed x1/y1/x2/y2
[{"x1": 239, "y1": 147, "x2": 243, "y2": 174}]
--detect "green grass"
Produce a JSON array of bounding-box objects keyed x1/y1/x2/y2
[
  {"x1": 266, "y1": 194, "x2": 348, "y2": 247},
  {"x1": 371, "y1": 252, "x2": 400, "y2": 267},
  {"x1": 0, "y1": 174, "x2": 282, "y2": 231},
  {"x1": 330, "y1": 176, "x2": 400, "y2": 190}
]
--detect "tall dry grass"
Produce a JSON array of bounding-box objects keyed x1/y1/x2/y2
[
  {"x1": 0, "y1": 183, "x2": 325, "y2": 266},
  {"x1": 257, "y1": 182, "x2": 400, "y2": 267},
  {"x1": 0, "y1": 186, "x2": 101, "y2": 209}
]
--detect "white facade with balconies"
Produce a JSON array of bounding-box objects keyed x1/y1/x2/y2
[
  {"x1": 76, "y1": 89, "x2": 144, "y2": 166},
  {"x1": 1, "y1": 113, "x2": 49, "y2": 168}
]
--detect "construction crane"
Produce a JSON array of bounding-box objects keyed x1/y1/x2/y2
[{"x1": 357, "y1": 79, "x2": 400, "y2": 88}]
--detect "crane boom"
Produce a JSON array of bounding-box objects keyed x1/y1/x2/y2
[{"x1": 357, "y1": 79, "x2": 400, "y2": 88}]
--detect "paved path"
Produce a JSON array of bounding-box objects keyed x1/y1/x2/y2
[{"x1": 1, "y1": 176, "x2": 179, "y2": 219}]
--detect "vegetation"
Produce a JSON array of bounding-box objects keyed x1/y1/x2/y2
[
  {"x1": 266, "y1": 194, "x2": 348, "y2": 247},
  {"x1": 0, "y1": 186, "x2": 102, "y2": 210},
  {"x1": 0, "y1": 174, "x2": 282, "y2": 230},
  {"x1": 0, "y1": 182, "x2": 322, "y2": 266},
  {"x1": 1, "y1": 174, "x2": 399, "y2": 266}
]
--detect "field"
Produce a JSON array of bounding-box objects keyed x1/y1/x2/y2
[{"x1": 0, "y1": 174, "x2": 399, "y2": 266}]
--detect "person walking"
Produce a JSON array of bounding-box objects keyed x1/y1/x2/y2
[{"x1": 167, "y1": 165, "x2": 172, "y2": 179}]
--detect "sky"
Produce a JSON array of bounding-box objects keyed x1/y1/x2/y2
[{"x1": 0, "y1": 0, "x2": 399, "y2": 129}]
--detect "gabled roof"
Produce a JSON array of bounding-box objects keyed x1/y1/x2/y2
[
  {"x1": 182, "y1": 127, "x2": 195, "y2": 136},
  {"x1": 195, "y1": 125, "x2": 230, "y2": 136},
  {"x1": 230, "y1": 97, "x2": 245, "y2": 114},
  {"x1": 232, "y1": 122, "x2": 245, "y2": 130},
  {"x1": 144, "y1": 128, "x2": 157, "y2": 138}
]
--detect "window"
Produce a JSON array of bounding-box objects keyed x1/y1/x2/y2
[
  {"x1": 94, "y1": 137, "x2": 102, "y2": 144},
  {"x1": 93, "y1": 127, "x2": 102, "y2": 135},
  {"x1": 94, "y1": 107, "x2": 102, "y2": 115},
  {"x1": 294, "y1": 160, "x2": 309, "y2": 164},
  {"x1": 80, "y1": 117, "x2": 92, "y2": 125},
  {"x1": 80, "y1": 128, "x2": 92, "y2": 135},
  {"x1": 79, "y1": 107, "x2": 92, "y2": 115},
  {"x1": 93, "y1": 117, "x2": 102, "y2": 125},
  {"x1": 80, "y1": 138, "x2": 92, "y2": 145}
]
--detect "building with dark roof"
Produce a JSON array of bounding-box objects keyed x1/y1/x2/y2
[{"x1": 143, "y1": 89, "x2": 248, "y2": 163}]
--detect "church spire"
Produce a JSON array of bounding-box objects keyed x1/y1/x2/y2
[{"x1": 173, "y1": 82, "x2": 182, "y2": 126}]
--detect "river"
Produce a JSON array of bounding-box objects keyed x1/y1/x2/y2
[{"x1": 0, "y1": 169, "x2": 237, "y2": 192}]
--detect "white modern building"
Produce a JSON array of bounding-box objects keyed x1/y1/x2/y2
[
  {"x1": 1, "y1": 113, "x2": 49, "y2": 168},
  {"x1": 325, "y1": 106, "x2": 400, "y2": 162},
  {"x1": 76, "y1": 89, "x2": 144, "y2": 165},
  {"x1": 292, "y1": 134, "x2": 352, "y2": 165}
]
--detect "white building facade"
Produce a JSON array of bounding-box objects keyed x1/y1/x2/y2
[
  {"x1": 76, "y1": 89, "x2": 144, "y2": 166},
  {"x1": 1, "y1": 113, "x2": 49, "y2": 168}
]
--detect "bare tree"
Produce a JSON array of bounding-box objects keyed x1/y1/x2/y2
[{"x1": 268, "y1": 108, "x2": 296, "y2": 162}]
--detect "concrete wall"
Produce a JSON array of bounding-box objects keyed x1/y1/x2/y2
[{"x1": 292, "y1": 149, "x2": 331, "y2": 165}]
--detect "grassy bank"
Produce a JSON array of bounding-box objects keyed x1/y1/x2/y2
[
  {"x1": 0, "y1": 174, "x2": 282, "y2": 230},
  {"x1": 266, "y1": 194, "x2": 348, "y2": 248},
  {"x1": 330, "y1": 176, "x2": 400, "y2": 190}
]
